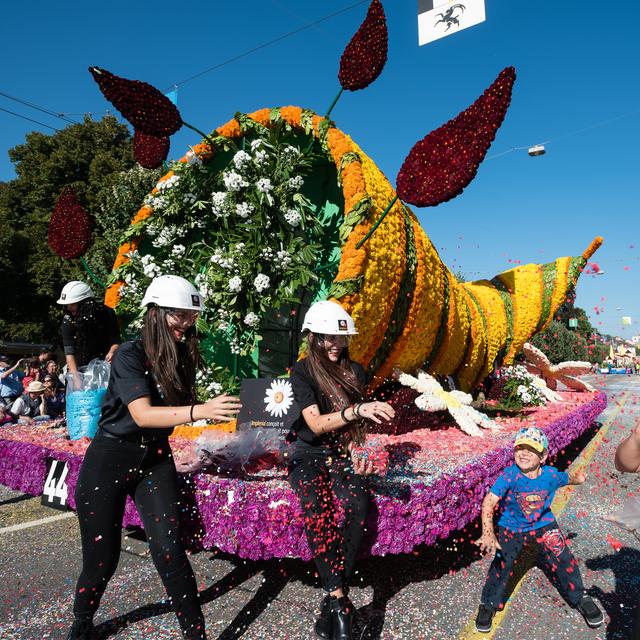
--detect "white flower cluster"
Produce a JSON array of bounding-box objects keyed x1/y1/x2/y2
[
  {"x1": 144, "y1": 195, "x2": 167, "y2": 210},
  {"x1": 171, "y1": 244, "x2": 186, "y2": 258},
  {"x1": 256, "y1": 178, "x2": 273, "y2": 193},
  {"x1": 152, "y1": 225, "x2": 177, "y2": 248},
  {"x1": 235, "y1": 202, "x2": 254, "y2": 219},
  {"x1": 284, "y1": 209, "x2": 301, "y2": 227},
  {"x1": 141, "y1": 254, "x2": 160, "y2": 278},
  {"x1": 195, "y1": 369, "x2": 223, "y2": 399},
  {"x1": 211, "y1": 191, "x2": 227, "y2": 216},
  {"x1": 228, "y1": 275, "x2": 243, "y2": 293},
  {"x1": 288, "y1": 175, "x2": 304, "y2": 190},
  {"x1": 156, "y1": 175, "x2": 180, "y2": 192},
  {"x1": 516, "y1": 385, "x2": 534, "y2": 404},
  {"x1": 223, "y1": 171, "x2": 249, "y2": 192},
  {"x1": 244, "y1": 312, "x2": 260, "y2": 327},
  {"x1": 253, "y1": 273, "x2": 270, "y2": 292},
  {"x1": 183, "y1": 193, "x2": 197, "y2": 204},
  {"x1": 275, "y1": 250, "x2": 292, "y2": 270},
  {"x1": 233, "y1": 150, "x2": 252, "y2": 170},
  {"x1": 194, "y1": 273, "x2": 212, "y2": 298},
  {"x1": 210, "y1": 250, "x2": 236, "y2": 270}
]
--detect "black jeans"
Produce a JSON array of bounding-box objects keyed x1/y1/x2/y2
[
  {"x1": 72, "y1": 431, "x2": 205, "y2": 638},
  {"x1": 481, "y1": 522, "x2": 585, "y2": 609},
  {"x1": 288, "y1": 452, "x2": 370, "y2": 593}
]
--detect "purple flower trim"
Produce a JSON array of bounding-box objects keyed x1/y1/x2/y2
[{"x1": 0, "y1": 392, "x2": 606, "y2": 559}]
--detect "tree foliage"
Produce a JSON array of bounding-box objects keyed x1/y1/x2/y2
[{"x1": 0, "y1": 116, "x2": 159, "y2": 343}]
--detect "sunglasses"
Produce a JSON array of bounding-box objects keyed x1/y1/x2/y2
[{"x1": 165, "y1": 308, "x2": 199, "y2": 323}]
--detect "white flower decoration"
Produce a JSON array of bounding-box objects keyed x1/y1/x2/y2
[
  {"x1": 228, "y1": 276, "x2": 243, "y2": 293},
  {"x1": 244, "y1": 312, "x2": 260, "y2": 327},
  {"x1": 523, "y1": 343, "x2": 595, "y2": 393},
  {"x1": 398, "y1": 370, "x2": 499, "y2": 438},
  {"x1": 263, "y1": 379, "x2": 294, "y2": 418},
  {"x1": 284, "y1": 209, "x2": 301, "y2": 227},
  {"x1": 233, "y1": 150, "x2": 252, "y2": 170},
  {"x1": 256, "y1": 178, "x2": 273, "y2": 193},
  {"x1": 253, "y1": 273, "x2": 270, "y2": 292}
]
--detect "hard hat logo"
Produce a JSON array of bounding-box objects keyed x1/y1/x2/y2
[
  {"x1": 191, "y1": 294, "x2": 201, "y2": 307},
  {"x1": 338, "y1": 319, "x2": 348, "y2": 331}
]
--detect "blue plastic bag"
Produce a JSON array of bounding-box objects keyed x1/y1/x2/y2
[{"x1": 65, "y1": 359, "x2": 110, "y2": 440}]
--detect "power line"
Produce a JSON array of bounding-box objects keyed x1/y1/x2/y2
[
  {"x1": 0, "y1": 106, "x2": 60, "y2": 132},
  {"x1": 166, "y1": 0, "x2": 368, "y2": 90},
  {"x1": 487, "y1": 108, "x2": 640, "y2": 160},
  {"x1": 0, "y1": 90, "x2": 79, "y2": 125}
]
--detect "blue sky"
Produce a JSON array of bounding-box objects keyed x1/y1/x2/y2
[{"x1": 1, "y1": 0, "x2": 638, "y2": 339}]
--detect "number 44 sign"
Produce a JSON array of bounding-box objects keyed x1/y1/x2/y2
[{"x1": 41, "y1": 458, "x2": 69, "y2": 510}]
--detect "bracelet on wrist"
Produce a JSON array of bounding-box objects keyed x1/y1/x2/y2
[
  {"x1": 190, "y1": 404, "x2": 196, "y2": 422},
  {"x1": 340, "y1": 406, "x2": 350, "y2": 423}
]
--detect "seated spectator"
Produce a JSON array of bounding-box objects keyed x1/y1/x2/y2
[
  {"x1": 0, "y1": 356, "x2": 26, "y2": 406},
  {"x1": 43, "y1": 375, "x2": 65, "y2": 418},
  {"x1": 22, "y1": 357, "x2": 42, "y2": 389},
  {"x1": 43, "y1": 360, "x2": 65, "y2": 389},
  {"x1": 0, "y1": 404, "x2": 15, "y2": 426},
  {"x1": 10, "y1": 381, "x2": 49, "y2": 420},
  {"x1": 39, "y1": 351, "x2": 57, "y2": 379}
]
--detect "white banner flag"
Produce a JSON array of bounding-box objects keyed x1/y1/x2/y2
[{"x1": 418, "y1": 0, "x2": 486, "y2": 46}]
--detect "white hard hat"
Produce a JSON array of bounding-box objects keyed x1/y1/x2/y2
[
  {"x1": 140, "y1": 275, "x2": 204, "y2": 311},
  {"x1": 302, "y1": 300, "x2": 358, "y2": 335},
  {"x1": 57, "y1": 281, "x2": 94, "y2": 305}
]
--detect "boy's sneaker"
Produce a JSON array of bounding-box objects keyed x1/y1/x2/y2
[
  {"x1": 475, "y1": 605, "x2": 495, "y2": 633},
  {"x1": 576, "y1": 596, "x2": 604, "y2": 628}
]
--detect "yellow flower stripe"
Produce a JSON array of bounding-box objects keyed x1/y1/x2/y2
[
  {"x1": 456, "y1": 286, "x2": 487, "y2": 390},
  {"x1": 498, "y1": 263, "x2": 543, "y2": 363},
  {"x1": 430, "y1": 272, "x2": 470, "y2": 376},
  {"x1": 383, "y1": 217, "x2": 447, "y2": 376},
  {"x1": 549, "y1": 256, "x2": 571, "y2": 324},
  {"x1": 463, "y1": 281, "x2": 508, "y2": 385},
  {"x1": 170, "y1": 420, "x2": 237, "y2": 440}
]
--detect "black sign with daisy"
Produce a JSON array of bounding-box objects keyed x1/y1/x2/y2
[{"x1": 236, "y1": 378, "x2": 300, "y2": 438}]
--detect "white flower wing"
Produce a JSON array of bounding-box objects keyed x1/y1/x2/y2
[
  {"x1": 449, "y1": 390, "x2": 473, "y2": 406},
  {"x1": 557, "y1": 375, "x2": 595, "y2": 392},
  {"x1": 415, "y1": 393, "x2": 447, "y2": 412},
  {"x1": 550, "y1": 361, "x2": 592, "y2": 377},
  {"x1": 448, "y1": 405, "x2": 483, "y2": 437},
  {"x1": 523, "y1": 342, "x2": 552, "y2": 372}
]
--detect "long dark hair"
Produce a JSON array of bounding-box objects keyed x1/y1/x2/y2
[
  {"x1": 305, "y1": 331, "x2": 366, "y2": 447},
  {"x1": 141, "y1": 305, "x2": 202, "y2": 405}
]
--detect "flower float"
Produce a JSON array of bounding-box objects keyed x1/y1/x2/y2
[
  {"x1": 523, "y1": 342, "x2": 595, "y2": 392},
  {"x1": 105, "y1": 105, "x2": 602, "y2": 394},
  {"x1": 133, "y1": 130, "x2": 170, "y2": 169},
  {"x1": 397, "y1": 369, "x2": 498, "y2": 437}
]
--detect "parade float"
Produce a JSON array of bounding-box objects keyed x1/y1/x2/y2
[{"x1": 0, "y1": 0, "x2": 606, "y2": 559}]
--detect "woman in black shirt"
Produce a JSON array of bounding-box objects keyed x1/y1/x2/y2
[
  {"x1": 288, "y1": 301, "x2": 395, "y2": 640},
  {"x1": 66, "y1": 276, "x2": 241, "y2": 640}
]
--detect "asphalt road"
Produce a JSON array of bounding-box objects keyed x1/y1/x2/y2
[{"x1": 1, "y1": 374, "x2": 638, "y2": 640}]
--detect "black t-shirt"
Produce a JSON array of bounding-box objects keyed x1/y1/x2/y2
[
  {"x1": 61, "y1": 302, "x2": 121, "y2": 368},
  {"x1": 98, "y1": 340, "x2": 173, "y2": 438},
  {"x1": 288, "y1": 358, "x2": 367, "y2": 451}
]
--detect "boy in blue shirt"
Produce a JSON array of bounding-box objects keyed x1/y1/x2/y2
[{"x1": 474, "y1": 426, "x2": 604, "y2": 633}]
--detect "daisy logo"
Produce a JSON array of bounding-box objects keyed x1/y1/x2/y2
[{"x1": 263, "y1": 379, "x2": 294, "y2": 418}]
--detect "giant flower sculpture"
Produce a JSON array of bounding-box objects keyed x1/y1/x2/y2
[
  {"x1": 397, "y1": 370, "x2": 498, "y2": 437},
  {"x1": 523, "y1": 343, "x2": 595, "y2": 392}
]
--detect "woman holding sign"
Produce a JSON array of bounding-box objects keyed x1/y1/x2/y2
[
  {"x1": 66, "y1": 276, "x2": 241, "y2": 640},
  {"x1": 288, "y1": 301, "x2": 395, "y2": 640}
]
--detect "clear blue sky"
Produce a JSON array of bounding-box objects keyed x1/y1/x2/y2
[{"x1": 1, "y1": 0, "x2": 638, "y2": 338}]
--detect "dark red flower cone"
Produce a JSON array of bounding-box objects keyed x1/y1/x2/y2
[
  {"x1": 396, "y1": 67, "x2": 517, "y2": 207},
  {"x1": 134, "y1": 130, "x2": 170, "y2": 169},
  {"x1": 48, "y1": 188, "x2": 93, "y2": 259},
  {"x1": 89, "y1": 66, "x2": 182, "y2": 137},
  {"x1": 338, "y1": 0, "x2": 388, "y2": 91}
]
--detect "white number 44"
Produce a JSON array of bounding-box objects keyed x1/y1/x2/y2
[{"x1": 43, "y1": 460, "x2": 69, "y2": 506}]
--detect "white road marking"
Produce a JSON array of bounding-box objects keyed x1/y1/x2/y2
[{"x1": 0, "y1": 511, "x2": 75, "y2": 534}]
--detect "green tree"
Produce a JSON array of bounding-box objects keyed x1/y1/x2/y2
[{"x1": 0, "y1": 116, "x2": 158, "y2": 343}]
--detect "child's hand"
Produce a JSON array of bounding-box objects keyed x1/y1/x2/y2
[
  {"x1": 474, "y1": 532, "x2": 502, "y2": 555},
  {"x1": 570, "y1": 471, "x2": 587, "y2": 485}
]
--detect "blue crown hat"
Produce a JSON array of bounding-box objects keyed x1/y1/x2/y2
[{"x1": 514, "y1": 426, "x2": 549, "y2": 454}]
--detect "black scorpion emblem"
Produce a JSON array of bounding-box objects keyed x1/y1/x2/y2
[{"x1": 434, "y1": 4, "x2": 466, "y2": 31}]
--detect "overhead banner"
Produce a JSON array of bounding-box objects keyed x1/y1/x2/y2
[{"x1": 418, "y1": 0, "x2": 486, "y2": 46}]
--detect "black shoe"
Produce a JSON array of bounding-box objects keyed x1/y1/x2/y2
[
  {"x1": 576, "y1": 596, "x2": 604, "y2": 628},
  {"x1": 330, "y1": 596, "x2": 354, "y2": 640},
  {"x1": 314, "y1": 594, "x2": 332, "y2": 639},
  {"x1": 475, "y1": 605, "x2": 494, "y2": 633},
  {"x1": 65, "y1": 618, "x2": 95, "y2": 640}
]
